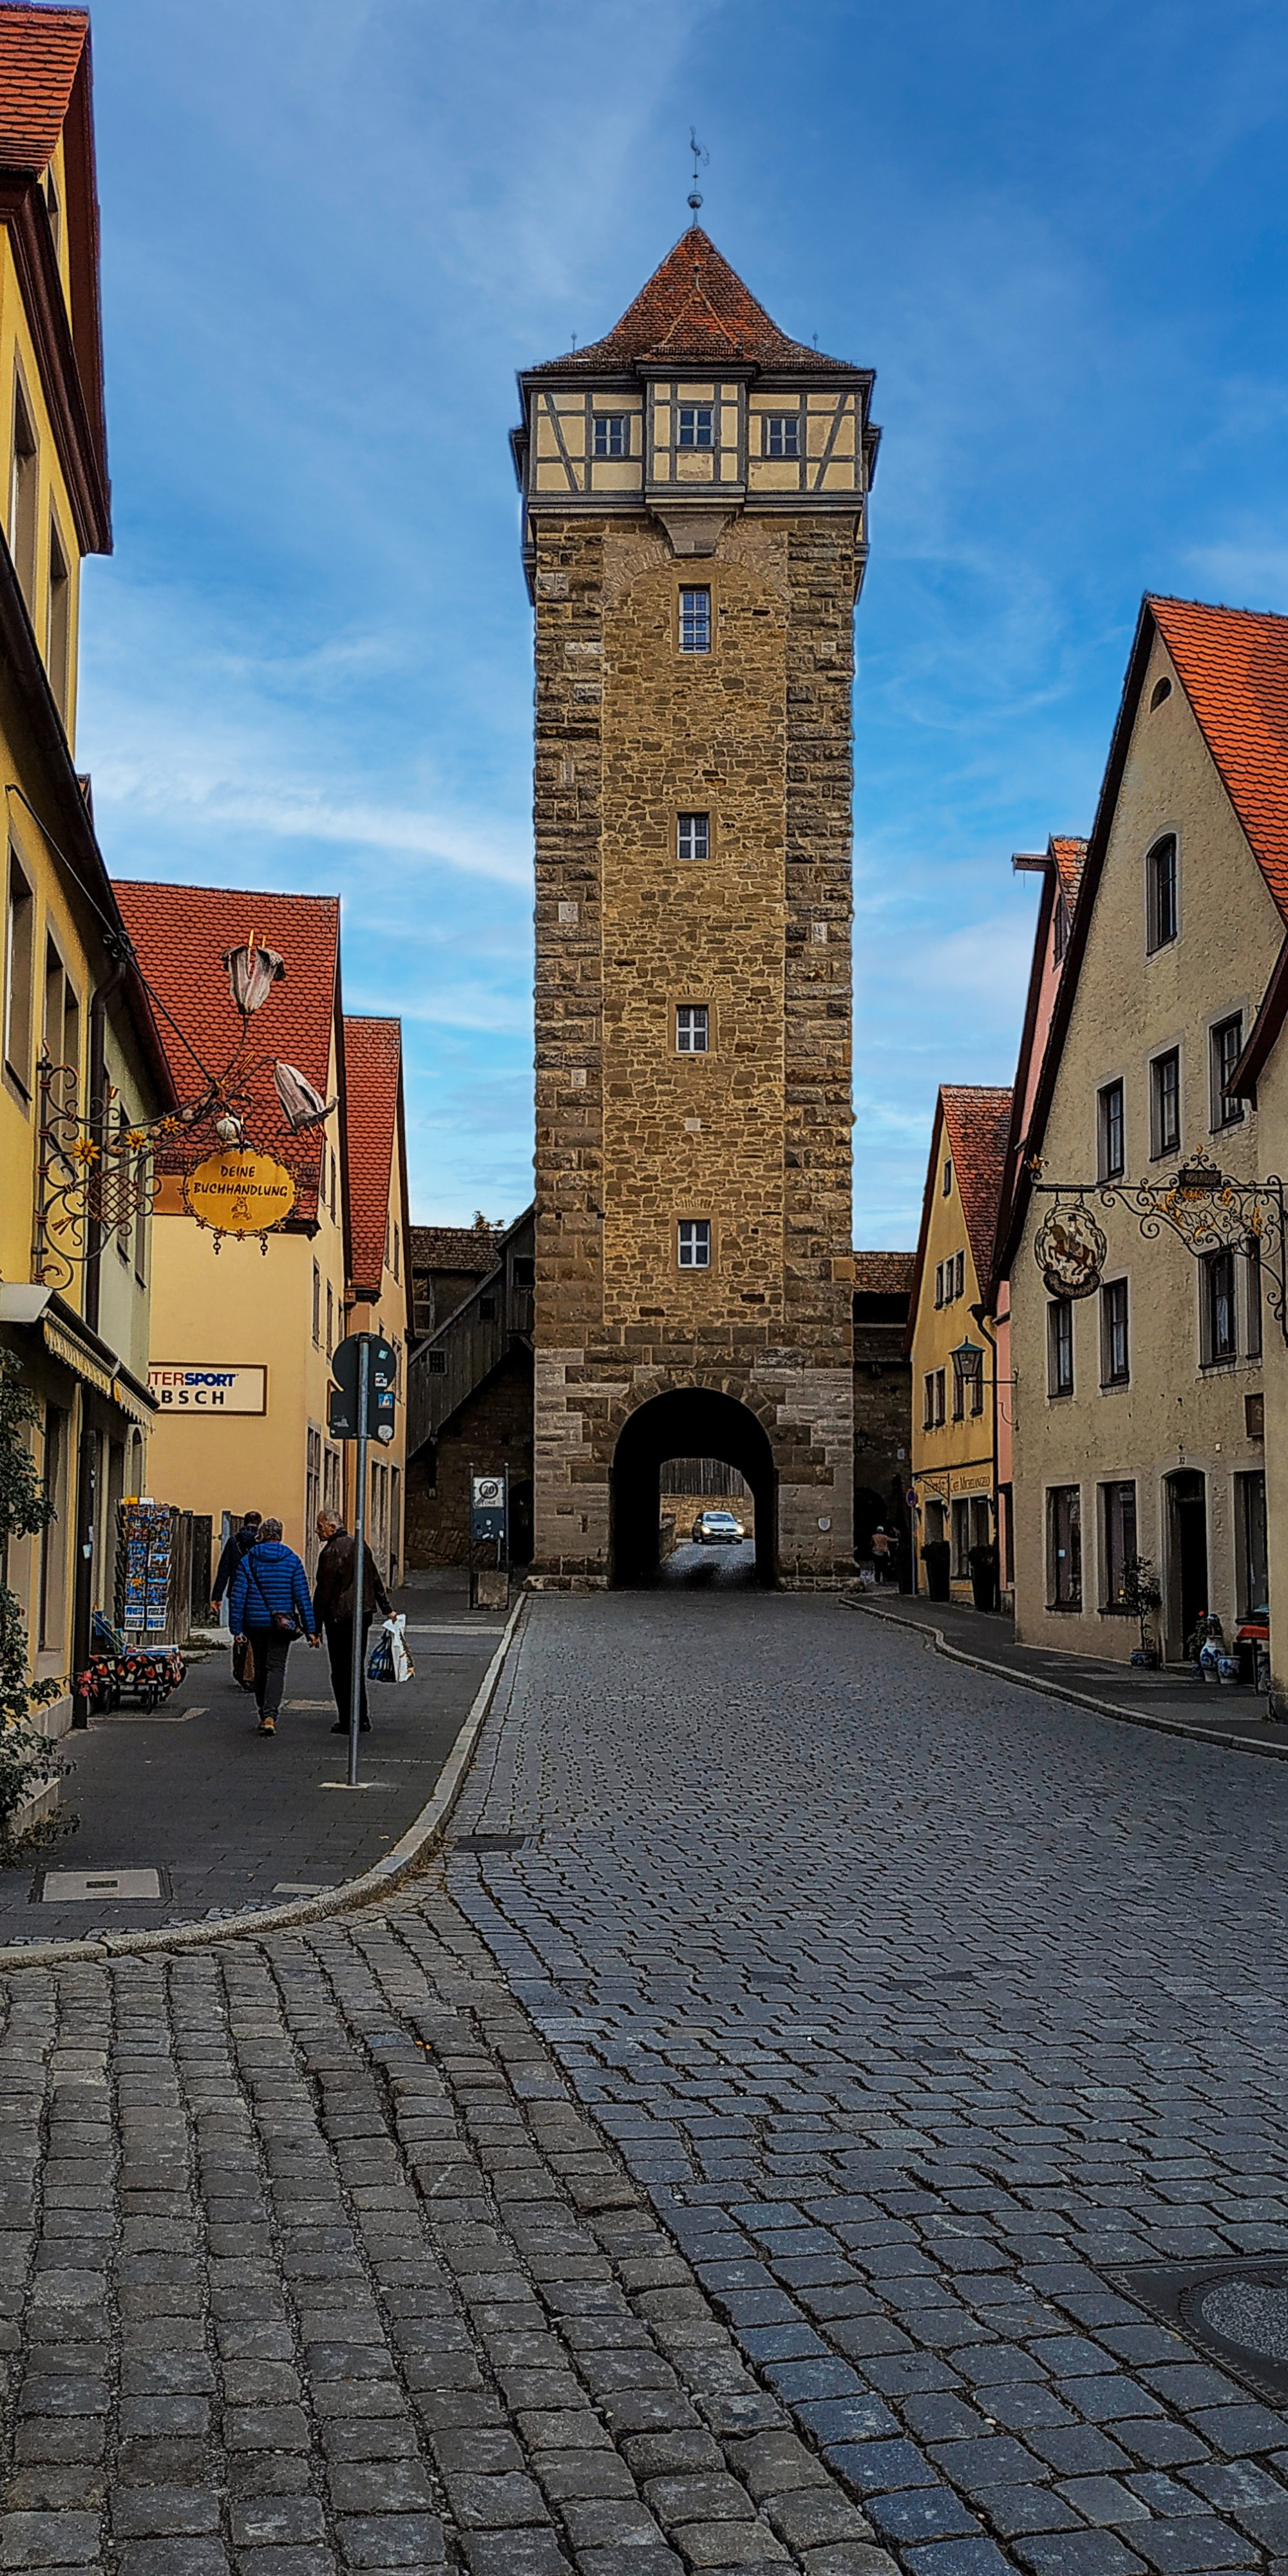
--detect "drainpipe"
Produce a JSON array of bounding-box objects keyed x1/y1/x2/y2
[{"x1": 84, "y1": 947, "x2": 126, "y2": 1337}]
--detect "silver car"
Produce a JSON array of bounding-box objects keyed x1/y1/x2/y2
[{"x1": 692, "y1": 1510, "x2": 745, "y2": 1545}]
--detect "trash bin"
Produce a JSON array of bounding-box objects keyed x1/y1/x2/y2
[
  {"x1": 969, "y1": 1543, "x2": 999, "y2": 1613},
  {"x1": 921, "y1": 1540, "x2": 951, "y2": 1602}
]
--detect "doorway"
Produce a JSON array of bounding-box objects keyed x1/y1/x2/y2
[
  {"x1": 1165, "y1": 1470, "x2": 1208, "y2": 1657},
  {"x1": 611, "y1": 1388, "x2": 777, "y2": 1587}
]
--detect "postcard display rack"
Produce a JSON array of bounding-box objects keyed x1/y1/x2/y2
[{"x1": 117, "y1": 1501, "x2": 175, "y2": 1638}]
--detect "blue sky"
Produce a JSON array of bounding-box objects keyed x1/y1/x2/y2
[{"x1": 78, "y1": 0, "x2": 1288, "y2": 1242}]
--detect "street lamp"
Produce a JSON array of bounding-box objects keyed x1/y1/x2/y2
[{"x1": 951, "y1": 1336, "x2": 984, "y2": 1391}]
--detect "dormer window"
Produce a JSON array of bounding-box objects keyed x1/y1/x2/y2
[
  {"x1": 593, "y1": 413, "x2": 629, "y2": 459},
  {"x1": 763, "y1": 415, "x2": 800, "y2": 457},
  {"x1": 677, "y1": 404, "x2": 713, "y2": 449}
]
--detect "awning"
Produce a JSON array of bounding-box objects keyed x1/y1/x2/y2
[{"x1": 42, "y1": 1316, "x2": 115, "y2": 1398}]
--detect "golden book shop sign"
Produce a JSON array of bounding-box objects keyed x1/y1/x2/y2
[{"x1": 182, "y1": 1149, "x2": 297, "y2": 1238}]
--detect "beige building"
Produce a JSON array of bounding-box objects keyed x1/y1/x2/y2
[
  {"x1": 907, "y1": 1088, "x2": 1011, "y2": 1602},
  {"x1": 514, "y1": 225, "x2": 879, "y2": 1586},
  {"x1": 1003, "y1": 596, "x2": 1285, "y2": 1664}
]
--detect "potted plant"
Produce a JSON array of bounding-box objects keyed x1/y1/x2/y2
[{"x1": 1121, "y1": 1555, "x2": 1162, "y2": 1667}]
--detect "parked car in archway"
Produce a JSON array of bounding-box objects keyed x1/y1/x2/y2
[{"x1": 692, "y1": 1510, "x2": 746, "y2": 1546}]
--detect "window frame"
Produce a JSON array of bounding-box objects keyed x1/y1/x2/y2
[
  {"x1": 592, "y1": 412, "x2": 630, "y2": 459},
  {"x1": 9, "y1": 370, "x2": 37, "y2": 616},
  {"x1": 1046, "y1": 1484, "x2": 1082, "y2": 1610},
  {"x1": 678, "y1": 586, "x2": 712, "y2": 654},
  {"x1": 1210, "y1": 1012, "x2": 1245, "y2": 1130},
  {"x1": 1100, "y1": 1479, "x2": 1138, "y2": 1611},
  {"x1": 46, "y1": 511, "x2": 70, "y2": 721},
  {"x1": 762, "y1": 412, "x2": 800, "y2": 458},
  {"x1": 1237, "y1": 1469, "x2": 1269, "y2": 1620},
  {"x1": 676, "y1": 1003, "x2": 709, "y2": 1055},
  {"x1": 1200, "y1": 1246, "x2": 1237, "y2": 1367},
  {"x1": 1097, "y1": 1077, "x2": 1126, "y2": 1181},
  {"x1": 1146, "y1": 832, "x2": 1179, "y2": 952},
  {"x1": 1101, "y1": 1276, "x2": 1130, "y2": 1387},
  {"x1": 950, "y1": 1497, "x2": 970, "y2": 1580},
  {"x1": 677, "y1": 1217, "x2": 711, "y2": 1271},
  {"x1": 4, "y1": 846, "x2": 34, "y2": 1098},
  {"x1": 677, "y1": 810, "x2": 710, "y2": 864},
  {"x1": 1150, "y1": 1046, "x2": 1181, "y2": 1159},
  {"x1": 676, "y1": 402, "x2": 714, "y2": 450},
  {"x1": 312, "y1": 1260, "x2": 321, "y2": 1346}
]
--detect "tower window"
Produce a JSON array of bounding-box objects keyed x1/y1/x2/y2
[
  {"x1": 676, "y1": 1004, "x2": 708, "y2": 1054},
  {"x1": 593, "y1": 413, "x2": 629, "y2": 458},
  {"x1": 677, "y1": 1218, "x2": 710, "y2": 1269},
  {"x1": 677, "y1": 811, "x2": 710, "y2": 864},
  {"x1": 679, "y1": 587, "x2": 710, "y2": 653},
  {"x1": 677, "y1": 404, "x2": 713, "y2": 448},
  {"x1": 1147, "y1": 834, "x2": 1178, "y2": 951},
  {"x1": 763, "y1": 414, "x2": 800, "y2": 457}
]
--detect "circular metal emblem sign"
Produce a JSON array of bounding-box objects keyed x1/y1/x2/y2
[
  {"x1": 1034, "y1": 1201, "x2": 1106, "y2": 1300},
  {"x1": 183, "y1": 1149, "x2": 297, "y2": 1237}
]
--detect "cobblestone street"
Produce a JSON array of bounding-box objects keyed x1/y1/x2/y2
[{"x1": 3, "y1": 1593, "x2": 1288, "y2": 2576}]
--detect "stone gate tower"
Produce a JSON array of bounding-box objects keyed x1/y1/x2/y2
[{"x1": 512, "y1": 228, "x2": 878, "y2": 1585}]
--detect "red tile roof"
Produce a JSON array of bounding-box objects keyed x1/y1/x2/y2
[
  {"x1": 0, "y1": 3, "x2": 85, "y2": 171},
  {"x1": 529, "y1": 228, "x2": 862, "y2": 377},
  {"x1": 1050, "y1": 835, "x2": 1088, "y2": 914},
  {"x1": 941, "y1": 1086, "x2": 1014, "y2": 1285},
  {"x1": 1151, "y1": 596, "x2": 1288, "y2": 923},
  {"x1": 113, "y1": 881, "x2": 341, "y2": 1226},
  {"x1": 408, "y1": 1223, "x2": 504, "y2": 1276},
  {"x1": 852, "y1": 1251, "x2": 914, "y2": 1293},
  {"x1": 343, "y1": 1015, "x2": 401, "y2": 1300}
]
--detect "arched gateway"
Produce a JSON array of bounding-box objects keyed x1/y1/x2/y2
[
  {"x1": 612, "y1": 1388, "x2": 777, "y2": 1587},
  {"x1": 514, "y1": 227, "x2": 877, "y2": 1588}
]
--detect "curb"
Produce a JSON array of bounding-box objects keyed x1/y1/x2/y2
[
  {"x1": 846, "y1": 1595, "x2": 1288, "y2": 1762},
  {"x1": 0, "y1": 1595, "x2": 528, "y2": 1976}
]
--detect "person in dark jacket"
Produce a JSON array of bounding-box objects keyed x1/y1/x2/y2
[
  {"x1": 313, "y1": 1510, "x2": 392, "y2": 1734},
  {"x1": 211, "y1": 1511, "x2": 261, "y2": 1615},
  {"x1": 227, "y1": 1520, "x2": 317, "y2": 1736}
]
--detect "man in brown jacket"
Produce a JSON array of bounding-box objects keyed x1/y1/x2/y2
[{"x1": 313, "y1": 1511, "x2": 393, "y2": 1734}]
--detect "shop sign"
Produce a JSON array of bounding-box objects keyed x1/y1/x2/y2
[
  {"x1": 183, "y1": 1150, "x2": 297, "y2": 1236},
  {"x1": 148, "y1": 1365, "x2": 268, "y2": 1415}
]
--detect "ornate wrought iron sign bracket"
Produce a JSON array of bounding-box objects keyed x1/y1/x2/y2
[{"x1": 1029, "y1": 1150, "x2": 1288, "y2": 1344}]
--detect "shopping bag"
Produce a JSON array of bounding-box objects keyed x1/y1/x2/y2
[
  {"x1": 388, "y1": 1613, "x2": 414, "y2": 1684},
  {"x1": 366, "y1": 1625, "x2": 394, "y2": 1683},
  {"x1": 232, "y1": 1635, "x2": 256, "y2": 1692}
]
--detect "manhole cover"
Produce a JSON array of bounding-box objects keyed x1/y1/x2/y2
[
  {"x1": 1106, "y1": 2258, "x2": 1288, "y2": 2404},
  {"x1": 451, "y1": 1833, "x2": 527, "y2": 1853},
  {"x1": 36, "y1": 1868, "x2": 169, "y2": 1904}
]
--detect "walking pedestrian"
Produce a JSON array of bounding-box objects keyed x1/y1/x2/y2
[
  {"x1": 871, "y1": 1525, "x2": 893, "y2": 1585},
  {"x1": 227, "y1": 1519, "x2": 317, "y2": 1737},
  {"x1": 313, "y1": 1509, "x2": 393, "y2": 1735},
  {"x1": 211, "y1": 1510, "x2": 263, "y2": 1687}
]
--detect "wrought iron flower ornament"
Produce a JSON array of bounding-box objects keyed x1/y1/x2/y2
[
  {"x1": 222, "y1": 934, "x2": 286, "y2": 1017},
  {"x1": 273, "y1": 1060, "x2": 335, "y2": 1133}
]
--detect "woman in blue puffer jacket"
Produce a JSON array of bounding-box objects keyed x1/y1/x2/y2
[{"x1": 227, "y1": 1519, "x2": 318, "y2": 1737}]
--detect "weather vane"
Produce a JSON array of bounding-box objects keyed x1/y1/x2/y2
[{"x1": 687, "y1": 128, "x2": 708, "y2": 222}]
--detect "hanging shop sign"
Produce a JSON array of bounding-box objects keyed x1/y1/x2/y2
[
  {"x1": 148, "y1": 1365, "x2": 268, "y2": 1415},
  {"x1": 182, "y1": 1149, "x2": 297, "y2": 1238}
]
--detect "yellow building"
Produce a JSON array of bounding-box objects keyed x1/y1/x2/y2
[
  {"x1": 0, "y1": 7, "x2": 174, "y2": 1728},
  {"x1": 113, "y1": 882, "x2": 410, "y2": 1588},
  {"x1": 907, "y1": 1086, "x2": 1011, "y2": 1602}
]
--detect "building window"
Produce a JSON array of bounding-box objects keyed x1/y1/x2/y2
[
  {"x1": 312, "y1": 1261, "x2": 321, "y2": 1345},
  {"x1": 4, "y1": 849, "x2": 33, "y2": 1093},
  {"x1": 1202, "y1": 1248, "x2": 1236, "y2": 1363},
  {"x1": 305, "y1": 1425, "x2": 322, "y2": 1575},
  {"x1": 677, "y1": 404, "x2": 713, "y2": 449},
  {"x1": 43, "y1": 164, "x2": 60, "y2": 257},
  {"x1": 970, "y1": 1365, "x2": 983, "y2": 1418},
  {"x1": 1053, "y1": 897, "x2": 1068, "y2": 965},
  {"x1": 1101, "y1": 1278, "x2": 1130, "y2": 1386},
  {"x1": 954, "y1": 1251, "x2": 964, "y2": 1300},
  {"x1": 1238, "y1": 1470, "x2": 1268, "y2": 1619},
  {"x1": 1047, "y1": 1484, "x2": 1082, "y2": 1609},
  {"x1": 1146, "y1": 833, "x2": 1178, "y2": 951},
  {"x1": 951, "y1": 1498, "x2": 970, "y2": 1580},
  {"x1": 934, "y1": 1368, "x2": 945, "y2": 1426},
  {"x1": 1101, "y1": 1480, "x2": 1137, "y2": 1609},
  {"x1": 512, "y1": 1255, "x2": 535, "y2": 1289},
  {"x1": 679, "y1": 587, "x2": 711, "y2": 654},
  {"x1": 593, "y1": 413, "x2": 629, "y2": 458},
  {"x1": 1151, "y1": 1048, "x2": 1180, "y2": 1157},
  {"x1": 1097, "y1": 1079, "x2": 1125, "y2": 1180},
  {"x1": 677, "y1": 811, "x2": 710, "y2": 863},
  {"x1": 38, "y1": 1402, "x2": 67, "y2": 1649},
  {"x1": 923, "y1": 1371, "x2": 935, "y2": 1429},
  {"x1": 1246, "y1": 1237, "x2": 1263, "y2": 1360},
  {"x1": 676, "y1": 1003, "x2": 708, "y2": 1054},
  {"x1": 10, "y1": 377, "x2": 36, "y2": 615},
  {"x1": 934, "y1": 1261, "x2": 943, "y2": 1309},
  {"x1": 763, "y1": 413, "x2": 800, "y2": 457},
  {"x1": 1211, "y1": 1014, "x2": 1245, "y2": 1128},
  {"x1": 1048, "y1": 1298, "x2": 1074, "y2": 1397},
  {"x1": 329, "y1": 1148, "x2": 337, "y2": 1218},
  {"x1": 325, "y1": 1280, "x2": 334, "y2": 1357},
  {"x1": 392, "y1": 1222, "x2": 400, "y2": 1283},
  {"x1": 942, "y1": 1157, "x2": 952, "y2": 1197},
  {"x1": 952, "y1": 1359, "x2": 964, "y2": 1421},
  {"x1": 46, "y1": 517, "x2": 70, "y2": 721},
  {"x1": 677, "y1": 1218, "x2": 710, "y2": 1270}
]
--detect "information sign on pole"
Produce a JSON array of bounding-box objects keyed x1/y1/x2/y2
[{"x1": 323, "y1": 1331, "x2": 399, "y2": 1789}]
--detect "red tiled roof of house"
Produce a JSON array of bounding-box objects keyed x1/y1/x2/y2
[
  {"x1": 941, "y1": 1086, "x2": 1014, "y2": 1285},
  {"x1": 1050, "y1": 835, "x2": 1088, "y2": 913},
  {"x1": 529, "y1": 228, "x2": 862, "y2": 377},
  {"x1": 0, "y1": 3, "x2": 85, "y2": 170},
  {"x1": 408, "y1": 1223, "x2": 504, "y2": 1276},
  {"x1": 852, "y1": 1251, "x2": 914, "y2": 1294},
  {"x1": 113, "y1": 880, "x2": 340, "y2": 1226},
  {"x1": 343, "y1": 1015, "x2": 401, "y2": 1299},
  {"x1": 1151, "y1": 597, "x2": 1288, "y2": 923}
]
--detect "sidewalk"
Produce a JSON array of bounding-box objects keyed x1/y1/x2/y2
[
  {"x1": 850, "y1": 1583, "x2": 1288, "y2": 1756},
  {"x1": 0, "y1": 1571, "x2": 509, "y2": 1947}
]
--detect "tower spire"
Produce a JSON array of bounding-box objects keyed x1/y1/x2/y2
[{"x1": 687, "y1": 126, "x2": 708, "y2": 225}]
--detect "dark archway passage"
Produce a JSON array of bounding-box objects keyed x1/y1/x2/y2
[{"x1": 611, "y1": 1389, "x2": 778, "y2": 1588}]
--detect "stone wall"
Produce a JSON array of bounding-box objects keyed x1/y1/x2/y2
[
  {"x1": 404, "y1": 1348, "x2": 534, "y2": 1569},
  {"x1": 531, "y1": 507, "x2": 860, "y2": 1586}
]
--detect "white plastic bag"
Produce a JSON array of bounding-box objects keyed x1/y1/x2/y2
[{"x1": 387, "y1": 1612, "x2": 414, "y2": 1684}]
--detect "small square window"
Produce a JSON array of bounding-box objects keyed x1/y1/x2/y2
[
  {"x1": 1211, "y1": 1013, "x2": 1245, "y2": 1128},
  {"x1": 677, "y1": 1218, "x2": 710, "y2": 1269},
  {"x1": 677, "y1": 811, "x2": 710, "y2": 863},
  {"x1": 593, "y1": 413, "x2": 629, "y2": 458},
  {"x1": 763, "y1": 413, "x2": 800, "y2": 458},
  {"x1": 1097, "y1": 1079, "x2": 1125, "y2": 1179},
  {"x1": 679, "y1": 587, "x2": 711, "y2": 653},
  {"x1": 1151, "y1": 1048, "x2": 1180, "y2": 1157},
  {"x1": 677, "y1": 404, "x2": 713, "y2": 448},
  {"x1": 676, "y1": 1004, "x2": 708, "y2": 1054}
]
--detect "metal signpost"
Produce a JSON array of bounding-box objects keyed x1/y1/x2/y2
[
  {"x1": 328, "y1": 1332, "x2": 398, "y2": 1786},
  {"x1": 468, "y1": 1466, "x2": 508, "y2": 1611}
]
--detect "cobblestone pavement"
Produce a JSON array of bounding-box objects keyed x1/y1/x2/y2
[{"x1": 3, "y1": 1591, "x2": 1288, "y2": 2576}]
